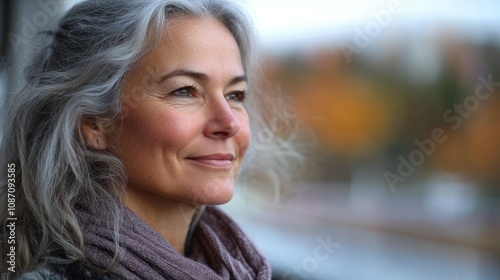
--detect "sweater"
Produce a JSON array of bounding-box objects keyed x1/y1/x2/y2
[{"x1": 16, "y1": 206, "x2": 271, "y2": 280}]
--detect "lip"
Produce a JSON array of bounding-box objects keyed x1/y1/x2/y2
[{"x1": 186, "y1": 153, "x2": 234, "y2": 169}]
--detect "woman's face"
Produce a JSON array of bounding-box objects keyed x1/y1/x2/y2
[{"x1": 113, "y1": 16, "x2": 250, "y2": 206}]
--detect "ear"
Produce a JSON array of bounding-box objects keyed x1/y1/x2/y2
[{"x1": 80, "y1": 117, "x2": 109, "y2": 150}]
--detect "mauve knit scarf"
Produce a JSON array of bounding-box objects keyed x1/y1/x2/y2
[{"x1": 74, "y1": 206, "x2": 271, "y2": 280}]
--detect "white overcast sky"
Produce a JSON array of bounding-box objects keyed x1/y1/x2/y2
[{"x1": 246, "y1": 0, "x2": 500, "y2": 51}]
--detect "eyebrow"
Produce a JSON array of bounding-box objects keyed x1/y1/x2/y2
[{"x1": 158, "y1": 69, "x2": 247, "y2": 86}]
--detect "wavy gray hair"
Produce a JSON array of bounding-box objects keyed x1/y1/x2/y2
[{"x1": 0, "y1": 0, "x2": 301, "y2": 277}]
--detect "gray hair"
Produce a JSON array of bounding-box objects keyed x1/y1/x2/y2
[{"x1": 0, "y1": 0, "x2": 301, "y2": 277}]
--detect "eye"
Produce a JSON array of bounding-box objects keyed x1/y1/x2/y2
[
  {"x1": 225, "y1": 90, "x2": 247, "y2": 102},
  {"x1": 169, "y1": 85, "x2": 196, "y2": 98}
]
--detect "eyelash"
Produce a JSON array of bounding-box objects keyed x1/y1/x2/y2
[
  {"x1": 169, "y1": 84, "x2": 196, "y2": 98},
  {"x1": 226, "y1": 90, "x2": 247, "y2": 103},
  {"x1": 168, "y1": 85, "x2": 248, "y2": 103}
]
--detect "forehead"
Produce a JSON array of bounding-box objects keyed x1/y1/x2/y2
[{"x1": 136, "y1": 16, "x2": 244, "y2": 76}]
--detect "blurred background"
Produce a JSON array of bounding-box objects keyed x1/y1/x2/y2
[{"x1": 1, "y1": 0, "x2": 499, "y2": 279}]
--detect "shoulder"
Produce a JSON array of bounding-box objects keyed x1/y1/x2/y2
[{"x1": 15, "y1": 262, "x2": 122, "y2": 280}]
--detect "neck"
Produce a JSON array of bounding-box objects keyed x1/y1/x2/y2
[{"x1": 123, "y1": 188, "x2": 197, "y2": 255}]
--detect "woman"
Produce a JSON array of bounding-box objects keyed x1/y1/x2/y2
[{"x1": 0, "y1": 0, "x2": 298, "y2": 279}]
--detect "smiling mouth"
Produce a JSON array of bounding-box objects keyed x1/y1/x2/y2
[{"x1": 186, "y1": 153, "x2": 234, "y2": 169}]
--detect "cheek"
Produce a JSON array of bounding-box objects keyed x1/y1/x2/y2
[
  {"x1": 237, "y1": 114, "x2": 251, "y2": 155},
  {"x1": 117, "y1": 103, "x2": 194, "y2": 162}
]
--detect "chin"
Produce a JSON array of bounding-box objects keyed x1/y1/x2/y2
[
  {"x1": 200, "y1": 186, "x2": 234, "y2": 205},
  {"x1": 212, "y1": 192, "x2": 234, "y2": 205},
  {"x1": 179, "y1": 179, "x2": 235, "y2": 206}
]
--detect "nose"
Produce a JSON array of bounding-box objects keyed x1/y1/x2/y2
[{"x1": 203, "y1": 96, "x2": 241, "y2": 139}]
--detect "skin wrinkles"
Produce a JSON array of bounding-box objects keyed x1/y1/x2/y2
[{"x1": 109, "y1": 16, "x2": 250, "y2": 255}]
